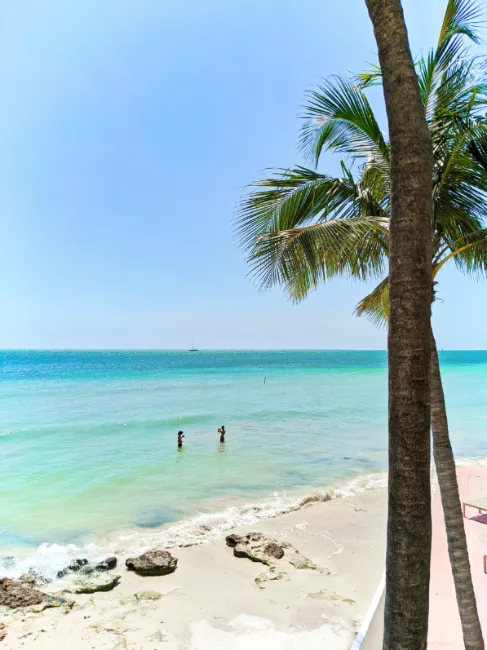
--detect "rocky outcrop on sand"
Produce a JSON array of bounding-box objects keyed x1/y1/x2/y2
[
  {"x1": 0, "y1": 578, "x2": 74, "y2": 611},
  {"x1": 62, "y1": 574, "x2": 121, "y2": 594},
  {"x1": 226, "y1": 532, "x2": 323, "y2": 570},
  {"x1": 125, "y1": 550, "x2": 177, "y2": 577},
  {"x1": 226, "y1": 532, "x2": 285, "y2": 564},
  {"x1": 0, "y1": 578, "x2": 44, "y2": 609},
  {"x1": 225, "y1": 532, "x2": 328, "y2": 588}
]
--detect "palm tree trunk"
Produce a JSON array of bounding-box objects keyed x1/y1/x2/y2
[
  {"x1": 431, "y1": 333, "x2": 484, "y2": 649},
  {"x1": 364, "y1": 1, "x2": 433, "y2": 648}
]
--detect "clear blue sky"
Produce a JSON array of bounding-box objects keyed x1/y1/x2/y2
[{"x1": 0, "y1": 0, "x2": 485, "y2": 349}]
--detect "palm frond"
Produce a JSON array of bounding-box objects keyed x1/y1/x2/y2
[
  {"x1": 438, "y1": 0, "x2": 483, "y2": 51},
  {"x1": 299, "y1": 77, "x2": 389, "y2": 167},
  {"x1": 415, "y1": 0, "x2": 484, "y2": 117},
  {"x1": 468, "y1": 124, "x2": 487, "y2": 171},
  {"x1": 235, "y1": 165, "x2": 388, "y2": 253},
  {"x1": 434, "y1": 227, "x2": 487, "y2": 278},
  {"x1": 354, "y1": 277, "x2": 389, "y2": 327},
  {"x1": 236, "y1": 167, "x2": 356, "y2": 251},
  {"x1": 357, "y1": 63, "x2": 382, "y2": 89},
  {"x1": 249, "y1": 216, "x2": 389, "y2": 298}
]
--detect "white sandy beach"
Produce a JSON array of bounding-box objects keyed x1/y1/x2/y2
[{"x1": 0, "y1": 482, "x2": 386, "y2": 650}]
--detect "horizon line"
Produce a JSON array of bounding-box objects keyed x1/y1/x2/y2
[{"x1": 1, "y1": 348, "x2": 485, "y2": 353}]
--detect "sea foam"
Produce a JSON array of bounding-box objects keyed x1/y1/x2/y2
[{"x1": 0, "y1": 471, "x2": 386, "y2": 582}]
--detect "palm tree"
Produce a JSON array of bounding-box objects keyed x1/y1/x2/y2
[
  {"x1": 236, "y1": 0, "x2": 487, "y2": 647},
  {"x1": 365, "y1": 1, "x2": 434, "y2": 646}
]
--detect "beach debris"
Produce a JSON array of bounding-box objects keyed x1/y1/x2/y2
[
  {"x1": 0, "y1": 578, "x2": 44, "y2": 608},
  {"x1": 63, "y1": 574, "x2": 121, "y2": 594},
  {"x1": 57, "y1": 556, "x2": 118, "y2": 579},
  {"x1": 147, "y1": 629, "x2": 168, "y2": 643},
  {"x1": 30, "y1": 594, "x2": 75, "y2": 613},
  {"x1": 0, "y1": 622, "x2": 6, "y2": 642},
  {"x1": 134, "y1": 590, "x2": 162, "y2": 601},
  {"x1": 125, "y1": 549, "x2": 177, "y2": 577},
  {"x1": 254, "y1": 569, "x2": 289, "y2": 589},
  {"x1": 303, "y1": 589, "x2": 355, "y2": 605},
  {"x1": 89, "y1": 620, "x2": 131, "y2": 640}
]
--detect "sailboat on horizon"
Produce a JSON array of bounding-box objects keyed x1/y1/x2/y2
[{"x1": 189, "y1": 336, "x2": 198, "y2": 352}]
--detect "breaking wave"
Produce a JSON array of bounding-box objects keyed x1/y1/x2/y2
[{"x1": 0, "y1": 471, "x2": 387, "y2": 582}]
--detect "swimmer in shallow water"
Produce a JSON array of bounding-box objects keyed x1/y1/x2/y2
[
  {"x1": 177, "y1": 430, "x2": 185, "y2": 448},
  {"x1": 218, "y1": 425, "x2": 226, "y2": 443}
]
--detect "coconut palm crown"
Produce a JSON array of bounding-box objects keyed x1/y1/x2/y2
[{"x1": 236, "y1": 0, "x2": 487, "y2": 321}]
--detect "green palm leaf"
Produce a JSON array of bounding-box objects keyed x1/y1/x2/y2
[
  {"x1": 236, "y1": 0, "x2": 487, "y2": 325},
  {"x1": 250, "y1": 216, "x2": 389, "y2": 298},
  {"x1": 354, "y1": 277, "x2": 389, "y2": 327},
  {"x1": 235, "y1": 165, "x2": 388, "y2": 251},
  {"x1": 299, "y1": 77, "x2": 389, "y2": 167}
]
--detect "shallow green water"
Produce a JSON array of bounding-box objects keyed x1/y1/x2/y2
[{"x1": 1, "y1": 350, "x2": 486, "y2": 563}]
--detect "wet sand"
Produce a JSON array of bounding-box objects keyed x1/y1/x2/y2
[{"x1": 0, "y1": 485, "x2": 386, "y2": 650}]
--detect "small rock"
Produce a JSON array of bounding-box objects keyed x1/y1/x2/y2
[
  {"x1": 94, "y1": 556, "x2": 117, "y2": 572},
  {"x1": 57, "y1": 556, "x2": 118, "y2": 578},
  {"x1": 75, "y1": 558, "x2": 89, "y2": 568},
  {"x1": 125, "y1": 550, "x2": 177, "y2": 577},
  {"x1": 64, "y1": 575, "x2": 121, "y2": 594},
  {"x1": 57, "y1": 559, "x2": 89, "y2": 579},
  {"x1": 30, "y1": 594, "x2": 75, "y2": 613},
  {"x1": 135, "y1": 590, "x2": 162, "y2": 601},
  {"x1": 225, "y1": 534, "x2": 242, "y2": 548},
  {"x1": 18, "y1": 573, "x2": 38, "y2": 586}
]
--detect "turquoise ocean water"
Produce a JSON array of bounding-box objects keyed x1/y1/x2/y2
[{"x1": 1, "y1": 350, "x2": 486, "y2": 578}]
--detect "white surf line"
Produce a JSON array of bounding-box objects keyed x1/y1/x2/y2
[{"x1": 350, "y1": 571, "x2": 385, "y2": 650}]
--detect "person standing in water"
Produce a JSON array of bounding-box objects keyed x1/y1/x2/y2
[
  {"x1": 177, "y1": 431, "x2": 185, "y2": 448},
  {"x1": 218, "y1": 425, "x2": 226, "y2": 443}
]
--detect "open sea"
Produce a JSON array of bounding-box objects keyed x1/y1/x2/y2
[{"x1": 1, "y1": 349, "x2": 486, "y2": 579}]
